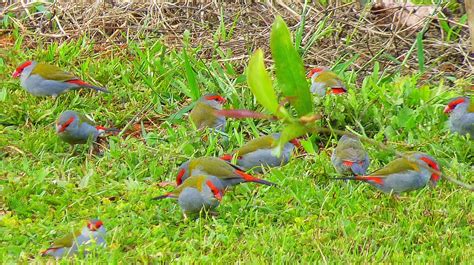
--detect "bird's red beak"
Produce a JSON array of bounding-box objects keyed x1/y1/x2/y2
[
  {"x1": 12, "y1": 71, "x2": 20, "y2": 78},
  {"x1": 443, "y1": 106, "x2": 452, "y2": 114},
  {"x1": 56, "y1": 123, "x2": 65, "y2": 133}
]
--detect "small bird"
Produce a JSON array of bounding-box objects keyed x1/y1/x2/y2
[
  {"x1": 41, "y1": 219, "x2": 106, "y2": 258},
  {"x1": 307, "y1": 67, "x2": 347, "y2": 97},
  {"x1": 331, "y1": 134, "x2": 370, "y2": 175},
  {"x1": 175, "y1": 157, "x2": 276, "y2": 187},
  {"x1": 154, "y1": 175, "x2": 225, "y2": 216},
  {"x1": 12, "y1": 61, "x2": 109, "y2": 97},
  {"x1": 444, "y1": 96, "x2": 473, "y2": 139},
  {"x1": 189, "y1": 94, "x2": 227, "y2": 132},
  {"x1": 334, "y1": 152, "x2": 440, "y2": 195},
  {"x1": 56, "y1": 110, "x2": 115, "y2": 145},
  {"x1": 221, "y1": 133, "x2": 300, "y2": 173}
]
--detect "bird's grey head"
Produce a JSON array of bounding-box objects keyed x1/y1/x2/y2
[
  {"x1": 199, "y1": 94, "x2": 226, "y2": 109},
  {"x1": 56, "y1": 110, "x2": 80, "y2": 133},
  {"x1": 202, "y1": 176, "x2": 225, "y2": 202},
  {"x1": 444, "y1": 97, "x2": 470, "y2": 114},
  {"x1": 87, "y1": 219, "x2": 105, "y2": 232},
  {"x1": 12, "y1": 60, "x2": 37, "y2": 80},
  {"x1": 176, "y1": 160, "x2": 191, "y2": 185},
  {"x1": 307, "y1": 67, "x2": 327, "y2": 80},
  {"x1": 411, "y1": 152, "x2": 441, "y2": 186}
]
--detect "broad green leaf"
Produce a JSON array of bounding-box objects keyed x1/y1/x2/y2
[
  {"x1": 246, "y1": 49, "x2": 280, "y2": 116},
  {"x1": 275, "y1": 122, "x2": 308, "y2": 156},
  {"x1": 271, "y1": 16, "x2": 313, "y2": 117},
  {"x1": 182, "y1": 49, "x2": 200, "y2": 100}
]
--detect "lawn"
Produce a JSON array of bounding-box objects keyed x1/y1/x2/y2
[{"x1": 1, "y1": 7, "x2": 473, "y2": 264}]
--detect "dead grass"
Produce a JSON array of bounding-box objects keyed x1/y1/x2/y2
[{"x1": 1, "y1": 1, "x2": 472, "y2": 82}]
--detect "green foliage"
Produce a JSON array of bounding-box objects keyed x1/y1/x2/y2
[
  {"x1": 270, "y1": 16, "x2": 313, "y2": 117},
  {"x1": 246, "y1": 49, "x2": 281, "y2": 117},
  {"x1": 1, "y1": 15, "x2": 473, "y2": 264}
]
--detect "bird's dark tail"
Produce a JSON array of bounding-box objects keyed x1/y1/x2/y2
[
  {"x1": 95, "y1": 126, "x2": 119, "y2": 134},
  {"x1": 332, "y1": 177, "x2": 358, "y2": 181},
  {"x1": 152, "y1": 193, "x2": 175, "y2": 200}
]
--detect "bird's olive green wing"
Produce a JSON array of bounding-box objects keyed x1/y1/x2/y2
[
  {"x1": 192, "y1": 157, "x2": 238, "y2": 180},
  {"x1": 189, "y1": 103, "x2": 216, "y2": 129},
  {"x1": 468, "y1": 98, "x2": 474, "y2": 113},
  {"x1": 76, "y1": 113, "x2": 96, "y2": 126},
  {"x1": 49, "y1": 229, "x2": 82, "y2": 248},
  {"x1": 234, "y1": 135, "x2": 276, "y2": 156},
  {"x1": 31, "y1": 63, "x2": 77, "y2": 81},
  {"x1": 315, "y1": 71, "x2": 339, "y2": 86},
  {"x1": 175, "y1": 175, "x2": 207, "y2": 193},
  {"x1": 369, "y1": 157, "x2": 419, "y2": 177}
]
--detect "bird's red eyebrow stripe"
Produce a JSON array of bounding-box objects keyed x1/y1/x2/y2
[
  {"x1": 59, "y1": 116, "x2": 75, "y2": 132},
  {"x1": 448, "y1": 98, "x2": 466, "y2": 109},
  {"x1": 16, "y1": 61, "x2": 32, "y2": 72},
  {"x1": 176, "y1": 168, "x2": 185, "y2": 185}
]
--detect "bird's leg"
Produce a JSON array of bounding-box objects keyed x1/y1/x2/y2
[
  {"x1": 182, "y1": 212, "x2": 188, "y2": 220},
  {"x1": 209, "y1": 210, "x2": 219, "y2": 217},
  {"x1": 391, "y1": 193, "x2": 408, "y2": 201}
]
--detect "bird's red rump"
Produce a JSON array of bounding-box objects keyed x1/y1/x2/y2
[
  {"x1": 358, "y1": 176, "x2": 384, "y2": 185},
  {"x1": 220, "y1": 154, "x2": 232, "y2": 161},
  {"x1": 41, "y1": 247, "x2": 58, "y2": 255},
  {"x1": 66, "y1": 79, "x2": 91, "y2": 86},
  {"x1": 290, "y1": 138, "x2": 302, "y2": 148},
  {"x1": 330, "y1": 88, "x2": 347, "y2": 94},
  {"x1": 342, "y1": 161, "x2": 354, "y2": 167},
  {"x1": 235, "y1": 170, "x2": 258, "y2": 182},
  {"x1": 95, "y1": 125, "x2": 107, "y2": 131}
]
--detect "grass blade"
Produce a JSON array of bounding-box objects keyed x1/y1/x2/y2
[{"x1": 416, "y1": 32, "x2": 425, "y2": 73}]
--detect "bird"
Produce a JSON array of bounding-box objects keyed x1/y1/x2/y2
[
  {"x1": 154, "y1": 175, "x2": 225, "y2": 217},
  {"x1": 56, "y1": 110, "x2": 115, "y2": 145},
  {"x1": 221, "y1": 133, "x2": 300, "y2": 173},
  {"x1": 12, "y1": 61, "x2": 109, "y2": 97},
  {"x1": 444, "y1": 96, "x2": 473, "y2": 139},
  {"x1": 41, "y1": 219, "x2": 106, "y2": 258},
  {"x1": 331, "y1": 134, "x2": 370, "y2": 175},
  {"x1": 334, "y1": 152, "x2": 441, "y2": 195},
  {"x1": 175, "y1": 156, "x2": 276, "y2": 187},
  {"x1": 307, "y1": 67, "x2": 347, "y2": 97},
  {"x1": 189, "y1": 94, "x2": 226, "y2": 132}
]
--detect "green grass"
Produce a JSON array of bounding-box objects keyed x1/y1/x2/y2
[{"x1": 0, "y1": 34, "x2": 473, "y2": 263}]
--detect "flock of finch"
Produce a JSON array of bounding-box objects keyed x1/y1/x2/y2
[{"x1": 11, "y1": 60, "x2": 473, "y2": 258}]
